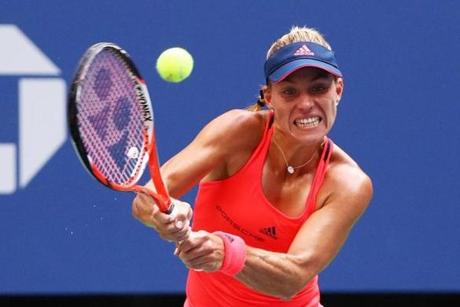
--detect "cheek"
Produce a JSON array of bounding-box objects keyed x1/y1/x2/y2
[
  {"x1": 330, "y1": 106, "x2": 338, "y2": 124},
  {"x1": 324, "y1": 100, "x2": 338, "y2": 124},
  {"x1": 270, "y1": 99, "x2": 289, "y2": 116},
  {"x1": 273, "y1": 111, "x2": 291, "y2": 128},
  {"x1": 272, "y1": 106, "x2": 294, "y2": 130}
]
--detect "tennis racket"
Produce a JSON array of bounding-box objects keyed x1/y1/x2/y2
[{"x1": 68, "y1": 42, "x2": 173, "y2": 213}]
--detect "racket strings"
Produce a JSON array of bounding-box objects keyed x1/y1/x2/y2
[{"x1": 77, "y1": 49, "x2": 147, "y2": 186}]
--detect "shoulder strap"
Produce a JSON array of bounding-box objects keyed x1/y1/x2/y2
[
  {"x1": 303, "y1": 137, "x2": 334, "y2": 217},
  {"x1": 226, "y1": 111, "x2": 274, "y2": 179},
  {"x1": 243, "y1": 110, "x2": 274, "y2": 164}
]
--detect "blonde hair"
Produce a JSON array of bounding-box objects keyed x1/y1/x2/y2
[
  {"x1": 247, "y1": 26, "x2": 332, "y2": 112},
  {"x1": 246, "y1": 88, "x2": 267, "y2": 112},
  {"x1": 267, "y1": 26, "x2": 332, "y2": 59}
]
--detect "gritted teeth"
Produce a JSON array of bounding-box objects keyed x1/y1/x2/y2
[{"x1": 294, "y1": 116, "x2": 321, "y2": 128}]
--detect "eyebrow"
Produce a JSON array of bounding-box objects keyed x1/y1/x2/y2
[
  {"x1": 283, "y1": 71, "x2": 332, "y2": 83},
  {"x1": 312, "y1": 71, "x2": 332, "y2": 81}
]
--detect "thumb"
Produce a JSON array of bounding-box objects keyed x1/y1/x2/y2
[{"x1": 175, "y1": 219, "x2": 184, "y2": 229}]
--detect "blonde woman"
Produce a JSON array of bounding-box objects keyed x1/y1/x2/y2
[{"x1": 132, "y1": 26, "x2": 373, "y2": 307}]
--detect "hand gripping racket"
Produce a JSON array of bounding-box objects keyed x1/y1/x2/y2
[{"x1": 68, "y1": 42, "x2": 173, "y2": 213}]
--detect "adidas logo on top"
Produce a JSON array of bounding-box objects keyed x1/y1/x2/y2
[
  {"x1": 260, "y1": 226, "x2": 278, "y2": 239},
  {"x1": 293, "y1": 44, "x2": 314, "y2": 56}
]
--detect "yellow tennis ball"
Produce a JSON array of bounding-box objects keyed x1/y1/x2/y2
[{"x1": 156, "y1": 47, "x2": 194, "y2": 83}]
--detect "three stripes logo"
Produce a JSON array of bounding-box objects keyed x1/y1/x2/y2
[
  {"x1": 260, "y1": 226, "x2": 278, "y2": 239},
  {"x1": 293, "y1": 44, "x2": 314, "y2": 56}
]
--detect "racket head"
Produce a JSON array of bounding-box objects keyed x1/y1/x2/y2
[{"x1": 68, "y1": 42, "x2": 155, "y2": 193}]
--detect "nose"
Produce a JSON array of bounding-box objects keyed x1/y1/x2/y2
[{"x1": 297, "y1": 93, "x2": 314, "y2": 110}]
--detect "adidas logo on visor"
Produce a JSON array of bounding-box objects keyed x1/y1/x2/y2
[{"x1": 293, "y1": 44, "x2": 314, "y2": 56}]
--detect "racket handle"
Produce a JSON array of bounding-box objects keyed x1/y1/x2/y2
[{"x1": 137, "y1": 186, "x2": 174, "y2": 213}]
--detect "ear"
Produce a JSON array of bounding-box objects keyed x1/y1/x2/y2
[
  {"x1": 262, "y1": 85, "x2": 272, "y2": 107},
  {"x1": 335, "y1": 77, "x2": 344, "y2": 103}
]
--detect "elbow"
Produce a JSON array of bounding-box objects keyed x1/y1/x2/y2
[
  {"x1": 275, "y1": 284, "x2": 305, "y2": 301},
  {"x1": 279, "y1": 277, "x2": 317, "y2": 301},
  {"x1": 277, "y1": 256, "x2": 319, "y2": 300},
  {"x1": 278, "y1": 291, "x2": 299, "y2": 301},
  {"x1": 277, "y1": 280, "x2": 309, "y2": 301},
  {"x1": 269, "y1": 275, "x2": 314, "y2": 300}
]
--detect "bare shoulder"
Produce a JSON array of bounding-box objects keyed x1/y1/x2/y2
[
  {"x1": 318, "y1": 143, "x2": 373, "y2": 215},
  {"x1": 201, "y1": 109, "x2": 267, "y2": 150},
  {"x1": 196, "y1": 109, "x2": 269, "y2": 180},
  {"x1": 208, "y1": 109, "x2": 266, "y2": 136}
]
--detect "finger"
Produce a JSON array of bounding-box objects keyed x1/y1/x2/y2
[
  {"x1": 170, "y1": 201, "x2": 192, "y2": 228},
  {"x1": 178, "y1": 227, "x2": 191, "y2": 241},
  {"x1": 186, "y1": 256, "x2": 220, "y2": 272},
  {"x1": 176, "y1": 234, "x2": 211, "y2": 256},
  {"x1": 133, "y1": 194, "x2": 155, "y2": 215},
  {"x1": 132, "y1": 201, "x2": 155, "y2": 227},
  {"x1": 175, "y1": 232, "x2": 205, "y2": 254},
  {"x1": 170, "y1": 227, "x2": 190, "y2": 244},
  {"x1": 131, "y1": 201, "x2": 140, "y2": 218},
  {"x1": 180, "y1": 249, "x2": 220, "y2": 272},
  {"x1": 159, "y1": 223, "x2": 184, "y2": 239},
  {"x1": 136, "y1": 192, "x2": 155, "y2": 208},
  {"x1": 151, "y1": 205, "x2": 174, "y2": 225},
  {"x1": 181, "y1": 245, "x2": 213, "y2": 262},
  {"x1": 174, "y1": 219, "x2": 184, "y2": 230}
]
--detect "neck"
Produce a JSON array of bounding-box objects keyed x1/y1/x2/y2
[{"x1": 270, "y1": 133, "x2": 324, "y2": 174}]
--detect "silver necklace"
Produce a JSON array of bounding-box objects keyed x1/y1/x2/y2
[{"x1": 272, "y1": 139, "x2": 317, "y2": 174}]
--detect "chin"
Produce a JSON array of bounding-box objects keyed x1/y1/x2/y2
[
  {"x1": 290, "y1": 123, "x2": 327, "y2": 140},
  {"x1": 291, "y1": 130, "x2": 326, "y2": 145}
]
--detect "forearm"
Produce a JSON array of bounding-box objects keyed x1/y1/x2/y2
[{"x1": 235, "y1": 247, "x2": 316, "y2": 300}]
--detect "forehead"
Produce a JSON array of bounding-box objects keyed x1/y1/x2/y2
[{"x1": 282, "y1": 67, "x2": 333, "y2": 83}]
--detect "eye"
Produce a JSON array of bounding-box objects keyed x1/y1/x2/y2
[
  {"x1": 310, "y1": 84, "x2": 329, "y2": 94},
  {"x1": 281, "y1": 87, "x2": 297, "y2": 96}
]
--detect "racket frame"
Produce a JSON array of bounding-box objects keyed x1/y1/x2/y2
[{"x1": 68, "y1": 42, "x2": 172, "y2": 212}]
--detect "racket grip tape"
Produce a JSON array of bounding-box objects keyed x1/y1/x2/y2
[
  {"x1": 138, "y1": 186, "x2": 173, "y2": 213},
  {"x1": 213, "y1": 231, "x2": 247, "y2": 276}
]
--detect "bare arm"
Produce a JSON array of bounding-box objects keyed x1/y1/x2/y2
[
  {"x1": 240, "y1": 168, "x2": 373, "y2": 298},
  {"x1": 131, "y1": 110, "x2": 265, "y2": 240}
]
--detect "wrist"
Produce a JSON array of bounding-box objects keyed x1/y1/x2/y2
[{"x1": 213, "y1": 231, "x2": 247, "y2": 276}]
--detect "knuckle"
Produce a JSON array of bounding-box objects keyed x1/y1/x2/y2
[
  {"x1": 131, "y1": 206, "x2": 138, "y2": 217},
  {"x1": 204, "y1": 240, "x2": 214, "y2": 250},
  {"x1": 197, "y1": 230, "x2": 207, "y2": 236}
]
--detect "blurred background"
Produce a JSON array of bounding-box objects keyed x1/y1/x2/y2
[{"x1": 0, "y1": 0, "x2": 459, "y2": 306}]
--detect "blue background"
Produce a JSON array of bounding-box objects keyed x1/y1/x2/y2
[{"x1": 1, "y1": 0, "x2": 459, "y2": 294}]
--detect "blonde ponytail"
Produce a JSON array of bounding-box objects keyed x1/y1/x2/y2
[{"x1": 246, "y1": 89, "x2": 267, "y2": 112}]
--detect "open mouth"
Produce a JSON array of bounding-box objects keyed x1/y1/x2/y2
[{"x1": 294, "y1": 116, "x2": 322, "y2": 128}]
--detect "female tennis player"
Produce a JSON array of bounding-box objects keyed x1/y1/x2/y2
[{"x1": 132, "y1": 26, "x2": 373, "y2": 307}]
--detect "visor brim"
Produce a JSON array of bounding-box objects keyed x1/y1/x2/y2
[{"x1": 268, "y1": 59, "x2": 343, "y2": 82}]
